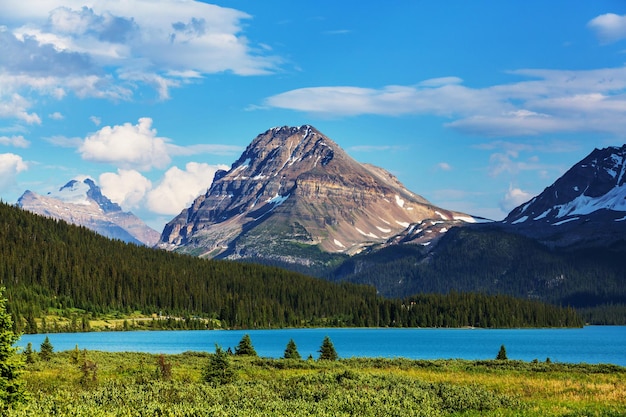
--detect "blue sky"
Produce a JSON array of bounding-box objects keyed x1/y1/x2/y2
[{"x1": 2, "y1": 1, "x2": 626, "y2": 231}]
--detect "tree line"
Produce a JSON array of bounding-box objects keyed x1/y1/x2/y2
[
  {"x1": 334, "y1": 226, "x2": 626, "y2": 324},
  {"x1": 0, "y1": 201, "x2": 582, "y2": 331}
]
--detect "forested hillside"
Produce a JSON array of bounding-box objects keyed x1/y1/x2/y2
[
  {"x1": 0, "y1": 202, "x2": 582, "y2": 331},
  {"x1": 333, "y1": 226, "x2": 626, "y2": 324}
]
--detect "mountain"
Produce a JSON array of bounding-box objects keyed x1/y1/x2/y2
[
  {"x1": 331, "y1": 145, "x2": 626, "y2": 324},
  {"x1": 502, "y1": 145, "x2": 626, "y2": 249},
  {"x1": 18, "y1": 178, "x2": 160, "y2": 246},
  {"x1": 159, "y1": 125, "x2": 479, "y2": 265}
]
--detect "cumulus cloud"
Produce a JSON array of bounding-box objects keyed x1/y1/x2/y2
[
  {"x1": 79, "y1": 117, "x2": 171, "y2": 171},
  {"x1": 0, "y1": 153, "x2": 28, "y2": 190},
  {"x1": 0, "y1": 0, "x2": 279, "y2": 117},
  {"x1": 99, "y1": 169, "x2": 152, "y2": 210},
  {"x1": 49, "y1": 112, "x2": 64, "y2": 120},
  {"x1": 588, "y1": 13, "x2": 626, "y2": 43},
  {"x1": 500, "y1": 185, "x2": 534, "y2": 212},
  {"x1": 146, "y1": 162, "x2": 228, "y2": 215},
  {"x1": 0, "y1": 135, "x2": 30, "y2": 148},
  {"x1": 263, "y1": 67, "x2": 626, "y2": 138},
  {"x1": 0, "y1": 92, "x2": 41, "y2": 124}
]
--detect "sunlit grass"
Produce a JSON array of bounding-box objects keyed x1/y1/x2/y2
[{"x1": 8, "y1": 352, "x2": 625, "y2": 416}]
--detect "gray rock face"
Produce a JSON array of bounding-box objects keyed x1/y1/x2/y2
[
  {"x1": 18, "y1": 179, "x2": 160, "y2": 246},
  {"x1": 159, "y1": 125, "x2": 478, "y2": 262},
  {"x1": 503, "y1": 145, "x2": 626, "y2": 248}
]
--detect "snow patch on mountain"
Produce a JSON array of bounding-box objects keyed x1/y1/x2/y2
[{"x1": 555, "y1": 183, "x2": 626, "y2": 218}]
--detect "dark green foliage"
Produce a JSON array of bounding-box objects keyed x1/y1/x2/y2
[
  {"x1": 318, "y1": 336, "x2": 338, "y2": 361},
  {"x1": 0, "y1": 202, "x2": 381, "y2": 329},
  {"x1": 496, "y1": 344, "x2": 508, "y2": 360},
  {"x1": 0, "y1": 202, "x2": 583, "y2": 330},
  {"x1": 23, "y1": 342, "x2": 34, "y2": 364},
  {"x1": 283, "y1": 339, "x2": 301, "y2": 360},
  {"x1": 39, "y1": 336, "x2": 53, "y2": 361},
  {"x1": 234, "y1": 334, "x2": 257, "y2": 356},
  {"x1": 203, "y1": 345, "x2": 235, "y2": 386},
  {"x1": 0, "y1": 287, "x2": 25, "y2": 411},
  {"x1": 334, "y1": 226, "x2": 626, "y2": 324}
]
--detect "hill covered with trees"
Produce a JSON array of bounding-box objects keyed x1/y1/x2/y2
[
  {"x1": 332, "y1": 226, "x2": 626, "y2": 324},
  {"x1": 0, "y1": 202, "x2": 581, "y2": 331}
]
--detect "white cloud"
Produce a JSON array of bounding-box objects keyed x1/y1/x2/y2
[
  {"x1": 0, "y1": 0, "x2": 279, "y2": 117},
  {"x1": 0, "y1": 135, "x2": 30, "y2": 148},
  {"x1": 99, "y1": 169, "x2": 152, "y2": 210},
  {"x1": 588, "y1": 13, "x2": 626, "y2": 43},
  {"x1": 79, "y1": 117, "x2": 171, "y2": 171},
  {"x1": 49, "y1": 111, "x2": 64, "y2": 120},
  {"x1": 0, "y1": 153, "x2": 28, "y2": 190},
  {"x1": 437, "y1": 162, "x2": 452, "y2": 171},
  {"x1": 146, "y1": 162, "x2": 228, "y2": 215},
  {"x1": 263, "y1": 67, "x2": 626, "y2": 138},
  {"x1": 90, "y1": 116, "x2": 101, "y2": 126},
  {"x1": 0, "y1": 92, "x2": 41, "y2": 124},
  {"x1": 500, "y1": 185, "x2": 534, "y2": 212}
]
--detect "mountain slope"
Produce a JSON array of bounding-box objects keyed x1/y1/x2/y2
[
  {"x1": 159, "y1": 125, "x2": 478, "y2": 264},
  {"x1": 331, "y1": 145, "x2": 626, "y2": 324},
  {"x1": 503, "y1": 145, "x2": 626, "y2": 248},
  {"x1": 18, "y1": 178, "x2": 160, "y2": 246}
]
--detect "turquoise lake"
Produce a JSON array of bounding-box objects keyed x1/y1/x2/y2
[{"x1": 18, "y1": 326, "x2": 626, "y2": 366}]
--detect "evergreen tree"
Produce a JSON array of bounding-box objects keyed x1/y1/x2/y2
[
  {"x1": 23, "y1": 342, "x2": 35, "y2": 364},
  {"x1": 0, "y1": 286, "x2": 25, "y2": 410},
  {"x1": 318, "y1": 336, "x2": 338, "y2": 361},
  {"x1": 235, "y1": 334, "x2": 257, "y2": 356},
  {"x1": 203, "y1": 345, "x2": 235, "y2": 386},
  {"x1": 283, "y1": 338, "x2": 301, "y2": 360},
  {"x1": 496, "y1": 344, "x2": 508, "y2": 360},
  {"x1": 40, "y1": 336, "x2": 54, "y2": 361}
]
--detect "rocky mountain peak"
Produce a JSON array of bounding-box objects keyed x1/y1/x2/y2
[
  {"x1": 18, "y1": 178, "x2": 160, "y2": 246},
  {"x1": 159, "y1": 125, "x2": 478, "y2": 263},
  {"x1": 502, "y1": 144, "x2": 626, "y2": 248}
]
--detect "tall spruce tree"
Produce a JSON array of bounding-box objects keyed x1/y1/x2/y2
[
  {"x1": 0, "y1": 287, "x2": 25, "y2": 411},
  {"x1": 235, "y1": 334, "x2": 257, "y2": 356},
  {"x1": 203, "y1": 345, "x2": 235, "y2": 386},
  {"x1": 318, "y1": 336, "x2": 338, "y2": 361},
  {"x1": 496, "y1": 344, "x2": 508, "y2": 360},
  {"x1": 283, "y1": 339, "x2": 301, "y2": 360},
  {"x1": 39, "y1": 336, "x2": 54, "y2": 361}
]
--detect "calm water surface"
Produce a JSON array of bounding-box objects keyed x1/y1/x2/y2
[{"x1": 18, "y1": 326, "x2": 626, "y2": 366}]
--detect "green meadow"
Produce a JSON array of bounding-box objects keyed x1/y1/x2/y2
[{"x1": 6, "y1": 349, "x2": 625, "y2": 416}]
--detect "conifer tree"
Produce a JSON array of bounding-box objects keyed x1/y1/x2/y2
[
  {"x1": 203, "y1": 345, "x2": 235, "y2": 386},
  {"x1": 318, "y1": 336, "x2": 338, "y2": 361},
  {"x1": 496, "y1": 344, "x2": 508, "y2": 360},
  {"x1": 40, "y1": 336, "x2": 54, "y2": 361},
  {"x1": 283, "y1": 338, "x2": 301, "y2": 360},
  {"x1": 0, "y1": 287, "x2": 25, "y2": 410},
  {"x1": 23, "y1": 342, "x2": 35, "y2": 364},
  {"x1": 235, "y1": 334, "x2": 257, "y2": 356}
]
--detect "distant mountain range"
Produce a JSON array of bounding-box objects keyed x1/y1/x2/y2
[
  {"x1": 18, "y1": 178, "x2": 160, "y2": 246},
  {"x1": 14, "y1": 127, "x2": 626, "y2": 323}
]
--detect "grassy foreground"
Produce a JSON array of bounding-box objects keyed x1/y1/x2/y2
[{"x1": 7, "y1": 350, "x2": 625, "y2": 417}]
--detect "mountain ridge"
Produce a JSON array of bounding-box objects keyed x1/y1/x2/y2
[
  {"x1": 158, "y1": 125, "x2": 479, "y2": 263},
  {"x1": 502, "y1": 144, "x2": 626, "y2": 248},
  {"x1": 18, "y1": 178, "x2": 160, "y2": 246}
]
